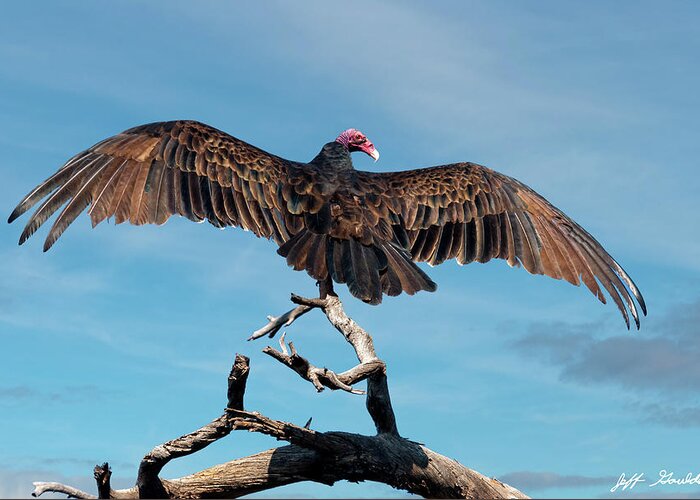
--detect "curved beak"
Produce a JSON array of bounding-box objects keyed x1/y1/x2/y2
[{"x1": 369, "y1": 147, "x2": 380, "y2": 162}]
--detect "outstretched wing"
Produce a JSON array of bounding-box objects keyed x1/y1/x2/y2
[
  {"x1": 9, "y1": 120, "x2": 306, "y2": 250},
  {"x1": 355, "y1": 162, "x2": 647, "y2": 328}
]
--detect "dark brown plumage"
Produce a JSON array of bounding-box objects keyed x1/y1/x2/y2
[{"x1": 8, "y1": 120, "x2": 646, "y2": 328}]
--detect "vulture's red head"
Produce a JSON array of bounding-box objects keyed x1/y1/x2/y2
[{"x1": 335, "y1": 129, "x2": 380, "y2": 161}]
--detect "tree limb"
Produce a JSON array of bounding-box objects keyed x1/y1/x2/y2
[
  {"x1": 285, "y1": 293, "x2": 398, "y2": 435},
  {"x1": 136, "y1": 354, "x2": 250, "y2": 497},
  {"x1": 32, "y1": 482, "x2": 96, "y2": 499},
  {"x1": 262, "y1": 331, "x2": 383, "y2": 394},
  {"x1": 30, "y1": 294, "x2": 528, "y2": 499},
  {"x1": 248, "y1": 304, "x2": 312, "y2": 340}
]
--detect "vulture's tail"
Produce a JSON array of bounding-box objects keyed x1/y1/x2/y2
[{"x1": 277, "y1": 229, "x2": 437, "y2": 304}]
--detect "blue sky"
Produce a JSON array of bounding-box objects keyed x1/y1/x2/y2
[{"x1": 1, "y1": 1, "x2": 698, "y2": 498}]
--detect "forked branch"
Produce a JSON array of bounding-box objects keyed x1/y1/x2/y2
[{"x1": 262, "y1": 332, "x2": 372, "y2": 394}]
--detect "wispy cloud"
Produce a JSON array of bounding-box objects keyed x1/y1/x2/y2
[
  {"x1": 509, "y1": 299, "x2": 700, "y2": 427},
  {"x1": 511, "y1": 300, "x2": 700, "y2": 394},
  {"x1": 0, "y1": 250, "x2": 107, "y2": 296},
  {"x1": 0, "y1": 27, "x2": 181, "y2": 108},
  {"x1": 36, "y1": 457, "x2": 133, "y2": 470},
  {"x1": 631, "y1": 402, "x2": 700, "y2": 429},
  {"x1": 0, "y1": 386, "x2": 34, "y2": 400},
  {"x1": 500, "y1": 470, "x2": 700, "y2": 498},
  {"x1": 600, "y1": 489, "x2": 700, "y2": 499},
  {"x1": 0, "y1": 385, "x2": 107, "y2": 405},
  {"x1": 498, "y1": 470, "x2": 616, "y2": 492},
  {"x1": 0, "y1": 456, "x2": 134, "y2": 471},
  {"x1": 176, "y1": 1, "x2": 700, "y2": 272}
]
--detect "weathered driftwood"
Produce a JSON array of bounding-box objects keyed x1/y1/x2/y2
[{"x1": 31, "y1": 294, "x2": 528, "y2": 499}]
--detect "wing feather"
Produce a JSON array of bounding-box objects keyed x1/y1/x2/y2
[
  {"x1": 129, "y1": 159, "x2": 153, "y2": 225},
  {"x1": 44, "y1": 159, "x2": 114, "y2": 251},
  {"x1": 114, "y1": 161, "x2": 140, "y2": 224},
  {"x1": 355, "y1": 162, "x2": 646, "y2": 328},
  {"x1": 8, "y1": 151, "x2": 90, "y2": 224},
  {"x1": 10, "y1": 120, "x2": 304, "y2": 250},
  {"x1": 148, "y1": 160, "x2": 170, "y2": 225},
  {"x1": 88, "y1": 158, "x2": 127, "y2": 227},
  {"x1": 18, "y1": 154, "x2": 104, "y2": 244}
]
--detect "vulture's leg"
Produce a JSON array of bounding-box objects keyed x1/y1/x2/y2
[{"x1": 318, "y1": 276, "x2": 337, "y2": 300}]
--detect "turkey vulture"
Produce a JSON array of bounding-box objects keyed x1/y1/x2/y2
[{"x1": 8, "y1": 121, "x2": 646, "y2": 328}]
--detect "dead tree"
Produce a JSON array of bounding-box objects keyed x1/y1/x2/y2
[{"x1": 31, "y1": 293, "x2": 528, "y2": 499}]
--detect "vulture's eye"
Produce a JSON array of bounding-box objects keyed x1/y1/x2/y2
[{"x1": 357, "y1": 137, "x2": 366, "y2": 144}]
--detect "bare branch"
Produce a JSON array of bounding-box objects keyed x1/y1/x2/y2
[
  {"x1": 94, "y1": 463, "x2": 111, "y2": 499},
  {"x1": 281, "y1": 294, "x2": 398, "y2": 435},
  {"x1": 248, "y1": 304, "x2": 312, "y2": 340},
  {"x1": 136, "y1": 354, "x2": 250, "y2": 497},
  {"x1": 262, "y1": 337, "x2": 376, "y2": 394},
  {"x1": 29, "y1": 295, "x2": 529, "y2": 499},
  {"x1": 32, "y1": 482, "x2": 96, "y2": 499},
  {"x1": 164, "y1": 436, "x2": 530, "y2": 499},
  {"x1": 290, "y1": 293, "x2": 328, "y2": 309},
  {"x1": 226, "y1": 353, "x2": 250, "y2": 411},
  {"x1": 226, "y1": 409, "x2": 337, "y2": 451}
]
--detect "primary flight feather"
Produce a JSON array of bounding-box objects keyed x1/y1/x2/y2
[{"x1": 8, "y1": 120, "x2": 647, "y2": 328}]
